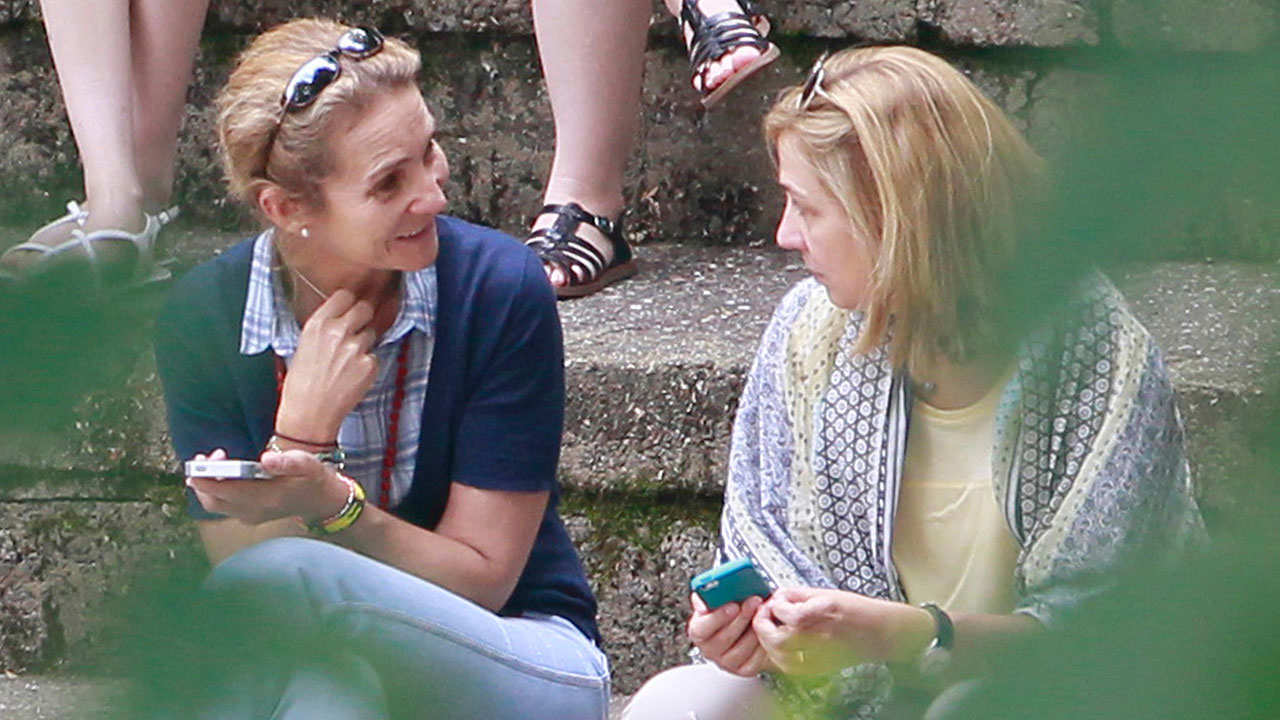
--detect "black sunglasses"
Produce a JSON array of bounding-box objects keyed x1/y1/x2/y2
[
  {"x1": 796, "y1": 51, "x2": 830, "y2": 111},
  {"x1": 261, "y1": 26, "x2": 384, "y2": 174},
  {"x1": 280, "y1": 25, "x2": 384, "y2": 111}
]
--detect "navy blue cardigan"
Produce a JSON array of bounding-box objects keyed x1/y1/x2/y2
[{"x1": 154, "y1": 216, "x2": 599, "y2": 643}]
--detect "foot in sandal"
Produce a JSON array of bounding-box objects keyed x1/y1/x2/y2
[
  {"x1": 524, "y1": 202, "x2": 637, "y2": 299},
  {"x1": 679, "y1": 0, "x2": 780, "y2": 107}
]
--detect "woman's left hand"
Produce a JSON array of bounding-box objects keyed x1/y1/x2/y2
[
  {"x1": 186, "y1": 448, "x2": 345, "y2": 526},
  {"x1": 752, "y1": 587, "x2": 933, "y2": 675}
]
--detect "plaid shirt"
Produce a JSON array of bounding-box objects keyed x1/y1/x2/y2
[{"x1": 239, "y1": 230, "x2": 437, "y2": 508}]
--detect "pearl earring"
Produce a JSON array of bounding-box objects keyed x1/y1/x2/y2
[{"x1": 300, "y1": 226, "x2": 310, "y2": 238}]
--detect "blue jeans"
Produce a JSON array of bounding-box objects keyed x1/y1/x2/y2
[{"x1": 195, "y1": 537, "x2": 609, "y2": 720}]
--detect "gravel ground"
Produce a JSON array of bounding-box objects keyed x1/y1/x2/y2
[
  {"x1": 0, "y1": 673, "x2": 123, "y2": 719},
  {"x1": 0, "y1": 674, "x2": 631, "y2": 719}
]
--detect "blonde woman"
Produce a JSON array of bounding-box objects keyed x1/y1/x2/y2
[
  {"x1": 154, "y1": 19, "x2": 607, "y2": 719},
  {"x1": 625, "y1": 46, "x2": 1203, "y2": 719}
]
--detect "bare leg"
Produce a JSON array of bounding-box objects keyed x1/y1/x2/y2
[
  {"x1": 0, "y1": 0, "x2": 139, "y2": 273},
  {"x1": 40, "y1": 0, "x2": 143, "y2": 237},
  {"x1": 2, "y1": 0, "x2": 204, "y2": 276},
  {"x1": 623, "y1": 663, "x2": 778, "y2": 720},
  {"x1": 530, "y1": 0, "x2": 649, "y2": 287},
  {"x1": 130, "y1": 0, "x2": 210, "y2": 212}
]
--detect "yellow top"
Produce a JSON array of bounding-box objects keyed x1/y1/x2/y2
[{"x1": 892, "y1": 374, "x2": 1020, "y2": 614}]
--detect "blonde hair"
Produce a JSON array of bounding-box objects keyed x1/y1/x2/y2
[
  {"x1": 216, "y1": 18, "x2": 422, "y2": 209},
  {"x1": 764, "y1": 45, "x2": 1045, "y2": 373}
]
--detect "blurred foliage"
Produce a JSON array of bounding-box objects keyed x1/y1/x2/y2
[
  {"x1": 1006, "y1": 47, "x2": 1279, "y2": 319},
  {"x1": 0, "y1": 270, "x2": 165, "y2": 431}
]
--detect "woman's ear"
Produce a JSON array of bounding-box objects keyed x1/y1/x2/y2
[{"x1": 257, "y1": 183, "x2": 309, "y2": 236}]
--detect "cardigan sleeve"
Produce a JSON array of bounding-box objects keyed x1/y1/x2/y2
[
  {"x1": 448, "y1": 249, "x2": 564, "y2": 493},
  {"x1": 154, "y1": 263, "x2": 259, "y2": 520}
]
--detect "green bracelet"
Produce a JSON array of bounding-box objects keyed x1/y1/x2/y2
[{"x1": 308, "y1": 473, "x2": 365, "y2": 536}]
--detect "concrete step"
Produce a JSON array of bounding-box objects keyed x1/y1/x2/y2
[
  {"x1": 0, "y1": 673, "x2": 633, "y2": 719},
  {"x1": 1, "y1": 18, "x2": 1275, "y2": 261},
  {"x1": 0, "y1": 674, "x2": 117, "y2": 720},
  {"x1": 3, "y1": 0, "x2": 1272, "y2": 47},
  {"x1": 1, "y1": 239, "x2": 1274, "y2": 511},
  {"x1": 0, "y1": 240, "x2": 1275, "y2": 693}
]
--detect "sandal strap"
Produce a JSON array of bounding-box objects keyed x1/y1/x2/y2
[
  {"x1": 526, "y1": 226, "x2": 610, "y2": 279},
  {"x1": 149, "y1": 205, "x2": 181, "y2": 227},
  {"x1": 63, "y1": 227, "x2": 99, "y2": 264},
  {"x1": 63, "y1": 200, "x2": 88, "y2": 222},
  {"x1": 524, "y1": 202, "x2": 631, "y2": 288},
  {"x1": 5, "y1": 241, "x2": 57, "y2": 258},
  {"x1": 539, "y1": 202, "x2": 621, "y2": 240},
  {"x1": 683, "y1": 0, "x2": 769, "y2": 33},
  {"x1": 681, "y1": 0, "x2": 771, "y2": 78},
  {"x1": 529, "y1": 240, "x2": 604, "y2": 282}
]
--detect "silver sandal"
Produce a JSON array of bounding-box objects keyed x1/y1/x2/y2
[{"x1": 1, "y1": 203, "x2": 178, "y2": 288}]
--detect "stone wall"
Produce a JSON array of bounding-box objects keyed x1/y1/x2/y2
[{"x1": 0, "y1": 0, "x2": 1275, "y2": 259}]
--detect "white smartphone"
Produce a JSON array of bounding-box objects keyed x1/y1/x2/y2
[{"x1": 184, "y1": 459, "x2": 271, "y2": 480}]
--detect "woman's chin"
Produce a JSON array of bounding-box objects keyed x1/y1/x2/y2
[
  {"x1": 388, "y1": 223, "x2": 439, "y2": 269},
  {"x1": 819, "y1": 282, "x2": 858, "y2": 310}
]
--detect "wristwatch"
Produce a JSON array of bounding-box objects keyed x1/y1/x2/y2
[{"x1": 917, "y1": 602, "x2": 954, "y2": 679}]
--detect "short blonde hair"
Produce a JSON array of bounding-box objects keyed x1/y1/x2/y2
[
  {"x1": 216, "y1": 18, "x2": 422, "y2": 209},
  {"x1": 765, "y1": 46, "x2": 1045, "y2": 372}
]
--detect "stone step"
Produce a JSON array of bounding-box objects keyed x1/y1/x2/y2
[
  {"x1": 1, "y1": 240, "x2": 1274, "y2": 514},
  {"x1": 1, "y1": 17, "x2": 1275, "y2": 260},
  {"x1": 557, "y1": 250, "x2": 1280, "y2": 530},
  {"x1": 2, "y1": 0, "x2": 1274, "y2": 48},
  {"x1": 0, "y1": 241, "x2": 1275, "y2": 692},
  {"x1": 0, "y1": 673, "x2": 633, "y2": 718}
]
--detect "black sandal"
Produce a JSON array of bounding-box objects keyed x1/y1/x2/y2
[
  {"x1": 524, "y1": 202, "x2": 637, "y2": 299},
  {"x1": 680, "y1": 0, "x2": 781, "y2": 108}
]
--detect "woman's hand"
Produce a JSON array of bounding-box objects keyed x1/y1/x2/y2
[
  {"x1": 186, "y1": 448, "x2": 348, "y2": 526},
  {"x1": 275, "y1": 289, "x2": 379, "y2": 442},
  {"x1": 687, "y1": 593, "x2": 773, "y2": 677},
  {"x1": 752, "y1": 587, "x2": 933, "y2": 676}
]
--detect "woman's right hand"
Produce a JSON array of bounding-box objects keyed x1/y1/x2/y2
[
  {"x1": 687, "y1": 593, "x2": 772, "y2": 677},
  {"x1": 275, "y1": 289, "x2": 379, "y2": 442},
  {"x1": 186, "y1": 448, "x2": 344, "y2": 527}
]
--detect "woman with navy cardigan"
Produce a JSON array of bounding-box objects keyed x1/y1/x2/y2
[{"x1": 154, "y1": 19, "x2": 607, "y2": 719}]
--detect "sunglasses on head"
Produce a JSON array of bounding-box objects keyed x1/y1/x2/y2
[
  {"x1": 281, "y1": 25, "x2": 384, "y2": 110},
  {"x1": 261, "y1": 26, "x2": 384, "y2": 174},
  {"x1": 796, "y1": 51, "x2": 830, "y2": 111}
]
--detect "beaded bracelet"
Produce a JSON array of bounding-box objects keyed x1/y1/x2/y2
[
  {"x1": 267, "y1": 435, "x2": 347, "y2": 471},
  {"x1": 308, "y1": 473, "x2": 366, "y2": 536}
]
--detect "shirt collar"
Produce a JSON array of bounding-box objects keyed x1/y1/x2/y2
[{"x1": 239, "y1": 229, "x2": 437, "y2": 357}]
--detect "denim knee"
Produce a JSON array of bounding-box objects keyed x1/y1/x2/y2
[
  {"x1": 206, "y1": 536, "x2": 330, "y2": 589},
  {"x1": 202, "y1": 536, "x2": 361, "y2": 620}
]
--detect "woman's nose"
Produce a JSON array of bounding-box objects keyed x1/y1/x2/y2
[
  {"x1": 410, "y1": 168, "x2": 448, "y2": 216},
  {"x1": 412, "y1": 155, "x2": 453, "y2": 213},
  {"x1": 775, "y1": 209, "x2": 805, "y2": 252}
]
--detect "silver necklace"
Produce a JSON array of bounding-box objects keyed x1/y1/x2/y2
[{"x1": 291, "y1": 267, "x2": 330, "y2": 301}]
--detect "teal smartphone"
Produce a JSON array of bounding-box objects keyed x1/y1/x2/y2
[{"x1": 691, "y1": 558, "x2": 772, "y2": 609}]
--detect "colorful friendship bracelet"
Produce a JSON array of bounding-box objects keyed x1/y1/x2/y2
[{"x1": 309, "y1": 473, "x2": 366, "y2": 535}]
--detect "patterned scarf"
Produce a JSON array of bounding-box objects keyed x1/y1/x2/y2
[{"x1": 719, "y1": 274, "x2": 1204, "y2": 716}]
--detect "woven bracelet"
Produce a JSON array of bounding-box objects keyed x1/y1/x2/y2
[{"x1": 272, "y1": 430, "x2": 338, "y2": 449}]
